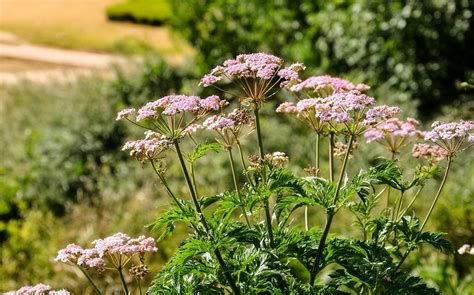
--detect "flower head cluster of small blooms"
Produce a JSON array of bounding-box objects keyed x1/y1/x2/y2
[
  {"x1": 116, "y1": 95, "x2": 227, "y2": 122},
  {"x1": 423, "y1": 120, "x2": 474, "y2": 156},
  {"x1": 203, "y1": 115, "x2": 236, "y2": 131},
  {"x1": 457, "y1": 244, "x2": 474, "y2": 255},
  {"x1": 364, "y1": 118, "x2": 423, "y2": 143},
  {"x1": 122, "y1": 132, "x2": 172, "y2": 162},
  {"x1": 424, "y1": 120, "x2": 474, "y2": 142},
  {"x1": 265, "y1": 151, "x2": 289, "y2": 167},
  {"x1": 129, "y1": 264, "x2": 150, "y2": 280},
  {"x1": 290, "y1": 75, "x2": 370, "y2": 95},
  {"x1": 412, "y1": 143, "x2": 447, "y2": 163},
  {"x1": 363, "y1": 105, "x2": 402, "y2": 125},
  {"x1": 5, "y1": 284, "x2": 70, "y2": 295},
  {"x1": 200, "y1": 53, "x2": 304, "y2": 89},
  {"x1": 92, "y1": 233, "x2": 157, "y2": 256},
  {"x1": 333, "y1": 140, "x2": 359, "y2": 159},
  {"x1": 56, "y1": 233, "x2": 157, "y2": 272},
  {"x1": 116, "y1": 107, "x2": 135, "y2": 121}
]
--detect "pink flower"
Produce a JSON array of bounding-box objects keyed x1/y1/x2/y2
[
  {"x1": 276, "y1": 102, "x2": 297, "y2": 113},
  {"x1": 203, "y1": 115, "x2": 236, "y2": 131},
  {"x1": 364, "y1": 118, "x2": 422, "y2": 143},
  {"x1": 6, "y1": 284, "x2": 70, "y2": 295},
  {"x1": 92, "y1": 233, "x2": 158, "y2": 256},
  {"x1": 122, "y1": 136, "x2": 172, "y2": 162},
  {"x1": 412, "y1": 143, "x2": 447, "y2": 163},
  {"x1": 290, "y1": 75, "x2": 369, "y2": 94},
  {"x1": 457, "y1": 244, "x2": 472, "y2": 255},
  {"x1": 55, "y1": 244, "x2": 84, "y2": 264},
  {"x1": 424, "y1": 120, "x2": 474, "y2": 155},
  {"x1": 116, "y1": 108, "x2": 135, "y2": 120}
]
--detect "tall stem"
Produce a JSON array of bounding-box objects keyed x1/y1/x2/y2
[
  {"x1": 79, "y1": 267, "x2": 102, "y2": 295},
  {"x1": 118, "y1": 266, "x2": 129, "y2": 295},
  {"x1": 386, "y1": 151, "x2": 396, "y2": 216},
  {"x1": 305, "y1": 133, "x2": 320, "y2": 230},
  {"x1": 329, "y1": 133, "x2": 335, "y2": 182},
  {"x1": 174, "y1": 140, "x2": 240, "y2": 295},
  {"x1": 228, "y1": 148, "x2": 251, "y2": 226},
  {"x1": 310, "y1": 135, "x2": 354, "y2": 284},
  {"x1": 397, "y1": 186, "x2": 424, "y2": 221},
  {"x1": 394, "y1": 157, "x2": 452, "y2": 273},
  {"x1": 420, "y1": 157, "x2": 452, "y2": 232},
  {"x1": 253, "y1": 108, "x2": 274, "y2": 246}
]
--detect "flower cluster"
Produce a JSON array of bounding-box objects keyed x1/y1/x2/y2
[
  {"x1": 122, "y1": 131, "x2": 173, "y2": 162},
  {"x1": 457, "y1": 244, "x2": 474, "y2": 255},
  {"x1": 200, "y1": 53, "x2": 304, "y2": 106},
  {"x1": 202, "y1": 108, "x2": 254, "y2": 148},
  {"x1": 5, "y1": 284, "x2": 70, "y2": 295},
  {"x1": 424, "y1": 120, "x2": 474, "y2": 156},
  {"x1": 278, "y1": 88, "x2": 397, "y2": 135},
  {"x1": 56, "y1": 233, "x2": 157, "y2": 272},
  {"x1": 290, "y1": 75, "x2": 369, "y2": 96},
  {"x1": 364, "y1": 118, "x2": 423, "y2": 153},
  {"x1": 412, "y1": 143, "x2": 447, "y2": 163},
  {"x1": 265, "y1": 151, "x2": 289, "y2": 167}
]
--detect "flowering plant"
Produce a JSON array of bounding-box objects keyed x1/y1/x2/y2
[{"x1": 7, "y1": 53, "x2": 472, "y2": 294}]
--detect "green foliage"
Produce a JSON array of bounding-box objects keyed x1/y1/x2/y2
[
  {"x1": 170, "y1": 0, "x2": 474, "y2": 115},
  {"x1": 106, "y1": 0, "x2": 171, "y2": 25}
]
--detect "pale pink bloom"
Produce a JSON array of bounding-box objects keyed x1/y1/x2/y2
[
  {"x1": 424, "y1": 120, "x2": 474, "y2": 142},
  {"x1": 457, "y1": 244, "x2": 471, "y2": 254},
  {"x1": 122, "y1": 137, "x2": 172, "y2": 162},
  {"x1": 412, "y1": 143, "x2": 447, "y2": 162},
  {"x1": 55, "y1": 244, "x2": 84, "y2": 264},
  {"x1": 364, "y1": 118, "x2": 422, "y2": 143},
  {"x1": 276, "y1": 102, "x2": 297, "y2": 113},
  {"x1": 290, "y1": 75, "x2": 369, "y2": 94},
  {"x1": 116, "y1": 108, "x2": 135, "y2": 120}
]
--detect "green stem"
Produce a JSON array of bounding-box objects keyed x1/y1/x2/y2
[
  {"x1": 329, "y1": 133, "x2": 335, "y2": 182},
  {"x1": 254, "y1": 107, "x2": 274, "y2": 247},
  {"x1": 398, "y1": 186, "x2": 424, "y2": 221},
  {"x1": 79, "y1": 267, "x2": 102, "y2": 295},
  {"x1": 420, "y1": 157, "x2": 452, "y2": 232},
  {"x1": 228, "y1": 148, "x2": 251, "y2": 227},
  {"x1": 310, "y1": 135, "x2": 354, "y2": 284},
  {"x1": 392, "y1": 190, "x2": 405, "y2": 221},
  {"x1": 118, "y1": 266, "x2": 129, "y2": 295},
  {"x1": 174, "y1": 140, "x2": 240, "y2": 295},
  {"x1": 136, "y1": 278, "x2": 142, "y2": 295},
  {"x1": 305, "y1": 133, "x2": 320, "y2": 231},
  {"x1": 386, "y1": 151, "x2": 396, "y2": 217},
  {"x1": 394, "y1": 157, "x2": 452, "y2": 272},
  {"x1": 254, "y1": 108, "x2": 265, "y2": 158}
]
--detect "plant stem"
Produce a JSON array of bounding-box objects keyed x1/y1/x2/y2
[
  {"x1": 253, "y1": 107, "x2": 274, "y2": 247},
  {"x1": 420, "y1": 157, "x2": 452, "y2": 232},
  {"x1": 310, "y1": 135, "x2": 354, "y2": 284},
  {"x1": 397, "y1": 186, "x2": 424, "y2": 221},
  {"x1": 329, "y1": 133, "x2": 335, "y2": 182},
  {"x1": 118, "y1": 266, "x2": 129, "y2": 295},
  {"x1": 79, "y1": 267, "x2": 102, "y2": 295},
  {"x1": 386, "y1": 151, "x2": 396, "y2": 217},
  {"x1": 228, "y1": 148, "x2": 251, "y2": 226},
  {"x1": 174, "y1": 140, "x2": 240, "y2": 295},
  {"x1": 136, "y1": 278, "x2": 142, "y2": 295},
  {"x1": 305, "y1": 133, "x2": 320, "y2": 231},
  {"x1": 394, "y1": 157, "x2": 452, "y2": 273}
]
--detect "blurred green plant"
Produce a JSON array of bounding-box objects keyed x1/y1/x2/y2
[
  {"x1": 170, "y1": 0, "x2": 474, "y2": 117},
  {"x1": 106, "y1": 0, "x2": 171, "y2": 25}
]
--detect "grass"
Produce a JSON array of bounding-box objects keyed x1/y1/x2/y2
[
  {"x1": 0, "y1": 0, "x2": 190, "y2": 55},
  {"x1": 106, "y1": 0, "x2": 171, "y2": 25}
]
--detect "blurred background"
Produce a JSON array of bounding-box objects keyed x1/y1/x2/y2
[{"x1": 0, "y1": 0, "x2": 473, "y2": 293}]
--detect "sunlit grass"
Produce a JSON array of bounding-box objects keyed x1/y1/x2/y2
[{"x1": 0, "y1": 0, "x2": 191, "y2": 55}]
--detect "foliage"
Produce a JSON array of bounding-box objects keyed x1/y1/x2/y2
[
  {"x1": 106, "y1": 0, "x2": 171, "y2": 25},
  {"x1": 170, "y1": 0, "x2": 474, "y2": 116}
]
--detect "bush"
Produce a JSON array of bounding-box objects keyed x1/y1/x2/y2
[
  {"x1": 170, "y1": 0, "x2": 474, "y2": 117},
  {"x1": 106, "y1": 0, "x2": 171, "y2": 26}
]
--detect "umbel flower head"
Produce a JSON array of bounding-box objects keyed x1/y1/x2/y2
[
  {"x1": 116, "y1": 94, "x2": 228, "y2": 140},
  {"x1": 5, "y1": 284, "x2": 70, "y2": 295},
  {"x1": 202, "y1": 107, "x2": 255, "y2": 148},
  {"x1": 56, "y1": 233, "x2": 157, "y2": 272},
  {"x1": 278, "y1": 85, "x2": 400, "y2": 136},
  {"x1": 289, "y1": 75, "x2": 370, "y2": 97},
  {"x1": 364, "y1": 117, "x2": 423, "y2": 153},
  {"x1": 424, "y1": 120, "x2": 474, "y2": 156},
  {"x1": 412, "y1": 143, "x2": 447, "y2": 164},
  {"x1": 200, "y1": 53, "x2": 305, "y2": 107}
]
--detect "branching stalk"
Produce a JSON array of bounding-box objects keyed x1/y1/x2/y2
[
  {"x1": 118, "y1": 266, "x2": 129, "y2": 295},
  {"x1": 79, "y1": 267, "x2": 102, "y2": 295},
  {"x1": 228, "y1": 148, "x2": 251, "y2": 226},
  {"x1": 174, "y1": 140, "x2": 240, "y2": 295},
  {"x1": 310, "y1": 135, "x2": 354, "y2": 284}
]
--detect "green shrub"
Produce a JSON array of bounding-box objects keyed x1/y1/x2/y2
[
  {"x1": 170, "y1": 0, "x2": 474, "y2": 117},
  {"x1": 106, "y1": 0, "x2": 171, "y2": 25}
]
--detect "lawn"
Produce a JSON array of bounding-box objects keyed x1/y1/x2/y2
[{"x1": 0, "y1": 0, "x2": 190, "y2": 55}]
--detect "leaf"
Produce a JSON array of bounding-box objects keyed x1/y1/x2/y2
[{"x1": 187, "y1": 142, "x2": 221, "y2": 163}]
